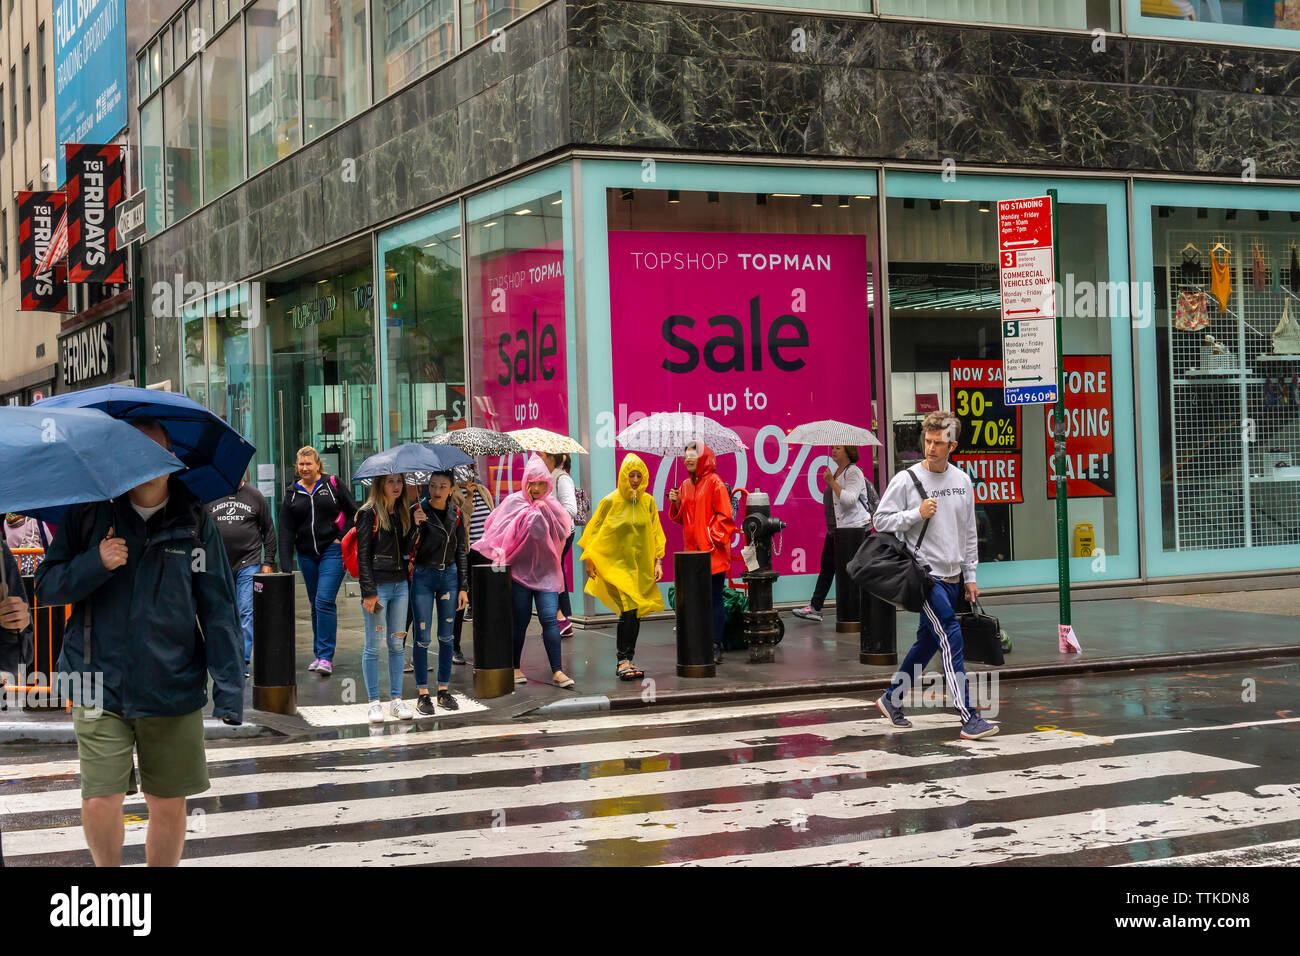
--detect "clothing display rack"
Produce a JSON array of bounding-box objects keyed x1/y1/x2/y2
[{"x1": 1166, "y1": 230, "x2": 1300, "y2": 552}]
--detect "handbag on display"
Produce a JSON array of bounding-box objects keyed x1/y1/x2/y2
[
  {"x1": 956, "y1": 589, "x2": 1005, "y2": 667},
  {"x1": 846, "y1": 470, "x2": 934, "y2": 613},
  {"x1": 1174, "y1": 291, "x2": 1209, "y2": 332},
  {"x1": 1273, "y1": 299, "x2": 1300, "y2": 355}
]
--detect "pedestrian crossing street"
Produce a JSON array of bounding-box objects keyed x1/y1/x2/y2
[{"x1": 3, "y1": 697, "x2": 1299, "y2": 867}]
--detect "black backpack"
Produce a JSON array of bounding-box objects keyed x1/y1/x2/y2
[{"x1": 846, "y1": 470, "x2": 935, "y2": 613}]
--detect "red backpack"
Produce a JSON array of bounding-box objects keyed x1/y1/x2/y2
[{"x1": 341, "y1": 513, "x2": 377, "y2": 579}]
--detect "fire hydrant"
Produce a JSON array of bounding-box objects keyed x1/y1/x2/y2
[{"x1": 740, "y1": 492, "x2": 786, "y2": 663}]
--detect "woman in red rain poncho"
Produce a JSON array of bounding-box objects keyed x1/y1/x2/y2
[
  {"x1": 578, "y1": 453, "x2": 665, "y2": 681},
  {"x1": 667, "y1": 440, "x2": 735, "y2": 663},
  {"x1": 473, "y1": 454, "x2": 576, "y2": 688}
]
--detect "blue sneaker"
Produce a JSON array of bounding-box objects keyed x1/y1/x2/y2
[
  {"x1": 875, "y1": 693, "x2": 911, "y2": 728},
  {"x1": 960, "y1": 715, "x2": 1000, "y2": 740}
]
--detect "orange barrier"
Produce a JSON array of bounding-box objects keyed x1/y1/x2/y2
[{"x1": 3, "y1": 547, "x2": 71, "y2": 710}]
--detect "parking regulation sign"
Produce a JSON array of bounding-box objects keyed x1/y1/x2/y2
[{"x1": 998, "y1": 196, "x2": 1058, "y2": 405}]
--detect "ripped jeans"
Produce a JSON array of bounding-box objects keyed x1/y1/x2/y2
[
  {"x1": 361, "y1": 579, "x2": 410, "y2": 702},
  {"x1": 411, "y1": 564, "x2": 460, "y2": 688}
]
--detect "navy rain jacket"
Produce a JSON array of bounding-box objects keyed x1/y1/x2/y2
[{"x1": 35, "y1": 479, "x2": 244, "y2": 721}]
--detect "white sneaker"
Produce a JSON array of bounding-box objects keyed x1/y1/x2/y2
[
  {"x1": 390, "y1": 699, "x2": 414, "y2": 720},
  {"x1": 792, "y1": 605, "x2": 823, "y2": 622},
  {"x1": 367, "y1": 702, "x2": 385, "y2": 723}
]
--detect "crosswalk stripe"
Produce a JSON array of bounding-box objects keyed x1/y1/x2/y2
[
  {"x1": 660, "y1": 783, "x2": 1300, "y2": 867},
  {"x1": 163, "y1": 751, "x2": 1251, "y2": 867},
  {"x1": 0, "y1": 712, "x2": 982, "y2": 816},
  {"x1": 1120, "y1": 837, "x2": 1300, "y2": 867},
  {"x1": 0, "y1": 749, "x2": 1242, "y2": 863},
  {"x1": 0, "y1": 697, "x2": 877, "y2": 782},
  {"x1": 1, "y1": 728, "x2": 1115, "y2": 853}
]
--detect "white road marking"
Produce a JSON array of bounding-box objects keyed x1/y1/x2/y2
[
  {"x1": 1121, "y1": 837, "x2": 1300, "y2": 867},
  {"x1": 663, "y1": 784, "x2": 1300, "y2": 867}
]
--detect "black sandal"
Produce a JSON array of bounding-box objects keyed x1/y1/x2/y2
[{"x1": 616, "y1": 660, "x2": 644, "y2": 681}]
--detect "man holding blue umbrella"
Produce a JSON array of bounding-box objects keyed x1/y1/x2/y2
[{"x1": 35, "y1": 418, "x2": 244, "y2": 866}]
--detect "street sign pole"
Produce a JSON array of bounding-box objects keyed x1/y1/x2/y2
[{"x1": 1047, "y1": 188, "x2": 1072, "y2": 639}]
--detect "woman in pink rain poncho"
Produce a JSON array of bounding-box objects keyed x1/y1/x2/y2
[{"x1": 473, "y1": 454, "x2": 576, "y2": 688}]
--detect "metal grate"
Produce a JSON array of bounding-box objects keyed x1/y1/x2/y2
[{"x1": 1166, "y1": 230, "x2": 1300, "y2": 552}]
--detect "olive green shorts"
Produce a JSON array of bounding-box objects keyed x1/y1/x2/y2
[{"x1": 72, "y1": 707, "x2": 209, "y2": 800}]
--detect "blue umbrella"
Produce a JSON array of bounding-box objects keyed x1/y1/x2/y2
[
  {"x1": 0, "y1": 407, "x2": 186, "y2": 524},
  {"x1": 35, "y1": 384, "x2": 254, "y2": 502},
  {"x1": 353, "y1": 442, "x2": 472, "y2": 483}
]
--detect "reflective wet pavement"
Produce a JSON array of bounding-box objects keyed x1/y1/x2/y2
[{"x1": 3, "y1": 658, "x2": 1298, "y2": 866}]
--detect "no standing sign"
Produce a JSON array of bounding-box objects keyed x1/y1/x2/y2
[{"x1": 998, "y1": 197, "x2": 1059, "y2": 406}]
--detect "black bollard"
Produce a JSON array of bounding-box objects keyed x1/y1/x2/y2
[
  {"x1": 674, "y1": 551, "x2": 715, "y2": 677},
  {"x1": 253, "y1": 572, "x2": 297, "y2": 714},
  {"x1": 740, "y1": 492, "x2": 785, "y2": 664},
  {"x1": 472, "y1": 562, "x2": 515, "y2": 698},
  {"x1": 834, "y1": 527, "x2": 867, "y2": 633},
  {"x1": 860, "y1": 592, "x2": 898, "y2": 666}
]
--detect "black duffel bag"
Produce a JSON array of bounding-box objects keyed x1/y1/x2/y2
[{"x1": 846, "y1": 470, "x2": 935, "y2": 613}]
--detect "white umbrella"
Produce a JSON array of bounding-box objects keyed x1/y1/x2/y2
[
  {"x1": 616, "y1": 411, "x2": 748, "y2": 457},
  {"x1": 785, "y1": 419, "x2": 881, "y2": 447}
]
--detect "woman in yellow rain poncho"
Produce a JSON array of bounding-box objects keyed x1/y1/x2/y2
[{"x1": 578, "y1": 454, "x2": 665, "y2": 681}]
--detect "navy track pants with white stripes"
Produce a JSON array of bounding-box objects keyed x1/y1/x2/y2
[{"x1": 886, "y1": 579, "x2": 975, "y2": 722}]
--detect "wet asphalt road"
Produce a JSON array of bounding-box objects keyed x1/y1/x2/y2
[{"x1": 3, "y1": 657, "x2": 1299, "y2": 866}]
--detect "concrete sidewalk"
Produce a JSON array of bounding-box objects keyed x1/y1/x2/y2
[{"x1": 6, "y1": 583, "x2": 1299, "y2": 740}]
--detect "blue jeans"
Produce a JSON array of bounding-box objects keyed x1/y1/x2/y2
[
  {"x1": 235, "y1": 564, "x2": 258, "y2": 664},
  {"x1": 511, "y1": 582, "x2": 563, "y2": 674},
  {"x1": 298, "y1": 542, "x2": 344, "y2": 661},
  {"x1": 886, "y1": 580, "x2": 975, "y2": 722},
  {"x1": 361, "y1": 580, "x2": 410, "y2": 702},
  {"x1": 411, "y1": 564, "x2": 459, "y2": 688}
]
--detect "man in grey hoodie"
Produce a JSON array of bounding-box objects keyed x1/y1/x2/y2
[
  {"x1": 207, "y1": 474, "x2": 277, "y2": 677},
  {"x1": 872, "y1": 410, "x2": 999, "y2": 740}
]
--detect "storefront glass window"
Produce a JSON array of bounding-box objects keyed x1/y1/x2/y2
[
  {"x1": 881, "y1": 0, "x2": 1118, "y2": 29},
  {"x1": 373, "y1": 0, "x2": 455, "y2": 99},
  {"x1": 140, "y1": 98, "x2": 165, "y2": 235},
  {"x1": 884, "y1": 174, "x2": 1138, "y2": 588},
  {"x1": 579, "y1": 161, "x2": 885, "y2": 606},
  {"x1": 262, "y1": 248, "x2": 378, "y2": 499},
  {"x1": 202, "y1": 22, "x2": 244, "y2": 202},
  {"x1": 466, "y1": 166, "x2": 573, "y2": 499},
  {"x1": 1137, "y1": 187, "x2": 1300, "y2": 575},
  {"x1": 377, "y1": 204, "x2": 466, "y2": 449},
  {"x1": 302, "y1": 0, "x2": 369, "y2": 142},
  {"x1": 182, "y1": 312, "x2": 207, "y2": 406},
  {"x1": 1129, "y1": 0, "x2": 1300, "y2": 48},
  {"x1": 246, "y1": 0, "x2": 301, "y2": 175},
  {"x1": 162, "y1": 60, "x2": 200, "y2": 224}
]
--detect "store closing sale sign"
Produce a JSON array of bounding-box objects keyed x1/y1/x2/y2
[
  {"x1": 949, "y1": 360, "x2": 1023, "y2": 504},
  {"x1": 607, "y1": 231, "x2": 871, "y2": 580},
  {"x1": 475, "y1": 240, "x2": 567, "y2": 495},
  {"x1": 1047, "y1": 355, "x2": 1114, "y2": 498}
]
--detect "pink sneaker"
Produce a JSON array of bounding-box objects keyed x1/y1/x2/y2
[
  {"x1": 317, "y1": 659, "x2": 333, "y2": 675},
  {"x1": 307, "y1": 658, "x2": 320, "y2": 672}
]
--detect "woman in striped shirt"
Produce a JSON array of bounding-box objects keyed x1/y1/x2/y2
[{"x1": 451, "y1": 464, "x2": 495, "y2": 665}]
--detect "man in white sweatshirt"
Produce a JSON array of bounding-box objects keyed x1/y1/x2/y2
[{"x1": 872, "y1": 410, "x2": 999, "y2": 740}]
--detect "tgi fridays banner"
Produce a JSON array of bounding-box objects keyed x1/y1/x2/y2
[
  {"x1": 18, "y1": 191, "x2": 69, "y2": 312},
  {"x1": 1047, "y1": 355, "x2": 1114, "y2": 499},
  {"x1": 65, "y1": 143, "x2": 127, "y2": 284},
  {"x1": 949, "y1": 359, "x2": 1023, "y2": 504}
]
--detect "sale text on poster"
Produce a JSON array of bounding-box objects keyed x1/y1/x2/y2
[
  {"x1": 1047, "y1": 355, "x2": 1114, "y2": 499},
  {"x1": 950, "y1": 359, "x2": 1023, "y2": 504}
]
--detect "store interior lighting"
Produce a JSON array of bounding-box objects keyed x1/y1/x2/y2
[
  {"x1": 838, "y1": 195, "x2": 850, "y2": 207},
  {"x1": 979, "y1": 201, "x2": 990, "y2": 213},
  {"x1": 621, "y1": 189, "x2": 634, "y2": 201},
  {"x1": 810, "y1": 195, "x2": 823, "y2": 207},
  {"x1": 668, "y1": 190, "x2": 681, "y2": 203}
]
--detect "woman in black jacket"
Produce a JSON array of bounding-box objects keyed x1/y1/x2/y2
[
  {"x1": 356, "y1": 473, "x2": 415, "y2": 723},
  {"x1": 409, "y1": 471, "x2": 468, "y2": 715},
  {"x1": 277, "y1": 446, "x2": 358, "y2": 676}
]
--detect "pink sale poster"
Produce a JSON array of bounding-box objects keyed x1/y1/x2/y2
[
  {"x1": 607, "y1": 230, "x2": 874, "y2": 581},
  {"x1": 472, "y1": 241, "x2": 568, "y2": 498}
]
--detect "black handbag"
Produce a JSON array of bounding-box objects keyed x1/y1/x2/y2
[
  {"x1": 846, "y1": 470, "x2": 935, "y2": 613},
  {"x1": 956, "y1": 589, "x2": 1004, "y2": 666}
]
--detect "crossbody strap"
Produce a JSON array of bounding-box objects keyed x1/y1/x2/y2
[{"x1": 906, "y1": 469, "x2": 933, "y2": 551}]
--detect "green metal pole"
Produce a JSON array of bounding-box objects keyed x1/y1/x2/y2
[{"x1": 1047, "y1": 189, "x2": 1070, "y2": 627}]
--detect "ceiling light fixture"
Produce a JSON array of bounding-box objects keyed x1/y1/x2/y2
[
  {"x1": 838, "y1": 195, "x2": 851, "y2": 208},
  {"x1": 620, "y1": 188, "x2": 634, "y2": 201},
  {"x1": 810, "y1": 195, "x2": 823, "y2": 208},
  {"x1": 668, "y1": 190, "x2": 681, "y2": 204}
]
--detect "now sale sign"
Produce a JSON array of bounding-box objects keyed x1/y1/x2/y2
[{"x1": 607, "y1": 230, "x2": 873, "y2": 581}]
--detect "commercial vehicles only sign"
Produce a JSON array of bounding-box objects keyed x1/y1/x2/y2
[{"x1": 998, "y1": 196, "x2": 1058, "y2": 406}]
